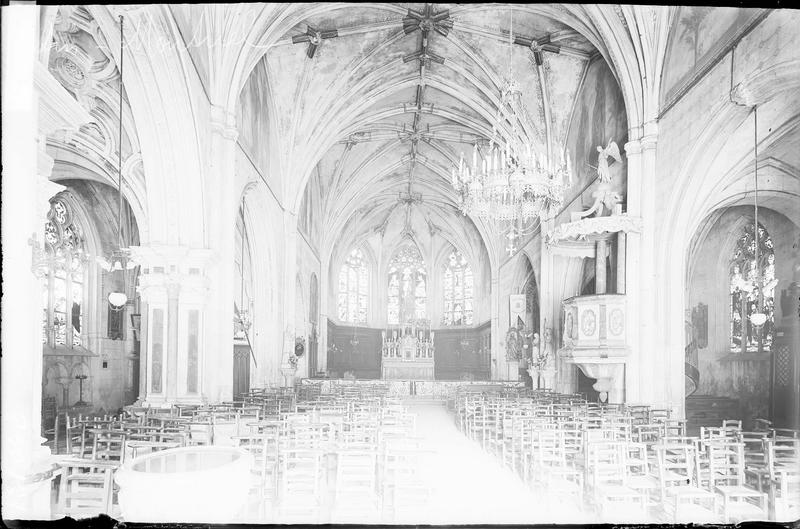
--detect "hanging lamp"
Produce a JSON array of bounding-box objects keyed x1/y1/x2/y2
[
  {"x1": 98, "y1": 15, "x2": 135, "y2": 311},
  {"x1": 749, "y1": 106, "x2": 767, "y2": 328}
]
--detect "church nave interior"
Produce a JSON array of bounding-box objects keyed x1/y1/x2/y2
[{"x1": 2, "y1": 2, "x2": 799, "y2": 525}]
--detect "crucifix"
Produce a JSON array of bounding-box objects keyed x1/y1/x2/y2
[{"x1": 292, "y1": 25, "x2": 339, "y2": 59}]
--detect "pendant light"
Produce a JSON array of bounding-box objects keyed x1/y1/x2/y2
[
  {"x1": 102, "y1": 15, "x2": 134, "y2": 311},
  {"x1": 749, "y1": 106, "x2": 767, "y2": 328}
]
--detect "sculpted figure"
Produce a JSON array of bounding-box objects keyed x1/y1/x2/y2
[{"x1": 596, "y1": 140, "x2": 622, "y2": 183}]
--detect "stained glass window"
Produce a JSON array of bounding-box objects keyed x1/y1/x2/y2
[
  {"x1": 338, "y1": 248, "x2": 368, "y2": 323},
  {"x1": 442, "y1": 250, "x2": 473, "y2": 326},
  {"x1": 41, "y1": 198, "x2": 86, "y2": 349},
  {"x1": 387, "y1": 245, "x2": 426, "y2": 324},
  {"x1": 730, "y1": 222, "x2": 775, "y2": 353}
]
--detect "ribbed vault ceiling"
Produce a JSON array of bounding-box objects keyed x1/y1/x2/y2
[{"x1": 261, "y1": 4, "x2": 599, "y2": 254}]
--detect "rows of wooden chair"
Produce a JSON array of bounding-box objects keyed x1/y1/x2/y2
[
  {"x1": 49, "y1": 384, "x2": 434, "y2": 523},
  {"x1": 453, "y1": 389, "x2": 799, "y2": 523}
]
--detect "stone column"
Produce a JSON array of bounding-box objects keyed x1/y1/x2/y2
[
  {"x1": 490, "y1": 269, "x2": 502, "y2": 380},
  {"x1": 318, "y1": 254, "x2": 330, "y2": 374},
  {"x1": 281, "y1": 210, "x2": 299, "y2": 385},
  {"x1": 137, "y1": 301, "x2": 149, "y2": 402},
  {"x1": 596, "y1": 238, "x2": 608, "y2": 294},
  {"x1": 132, "y1": 246, "x2": 212, "y2": 406},
  {"x1": 624, "y1": 126, "x2": 660, "y2": 408},
  {"x1": 203, "y1": 105, "x2": 240, "y2": 403},
  {"x1": 617, "y1": 232, "x2": 627, "y2": 294},
  {"x1": 165, "y1": 282, "x2": 180, "y2": 403},
  {"x1": 1, "y1": 5, "x2": 55, "y2": 519}
]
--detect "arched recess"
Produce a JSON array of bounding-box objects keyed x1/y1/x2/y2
[
  {"x1": 685, "y1": 204, "x2": 798, "y2": 428},
  {"x1": 41, "y1": 180, "x2": 142, "y2": 412},
  {"x1": 656, "y1": 53, "x2": 800, "y2": 418}
]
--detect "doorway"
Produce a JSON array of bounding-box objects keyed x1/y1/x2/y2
[{"x1": 233, "y1": 344, "x2": 250, "y2": 401}]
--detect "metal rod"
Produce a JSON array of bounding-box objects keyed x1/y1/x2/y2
[
  {"x1": 754, "y1": 106, "x2": 759, "y2": 297},
  {"x1": 118, "y1": 15, "x2": 124, "y2": 250}
]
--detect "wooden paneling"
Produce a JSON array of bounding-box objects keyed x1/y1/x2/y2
[
  {"x1": 233, "y1": 344, "x2": 250, "y2": 400},
  {"x1": 327, "y1": 320, "x2": 490, "y2": 380},
  {"x1": 433, "y1": 322, "x2": 490, "y2": 381},
  {"x1": 327, "y1": 321, "x2": 381, "y2": 379}
]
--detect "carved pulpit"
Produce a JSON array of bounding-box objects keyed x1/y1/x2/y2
[{"x1": 558, "y1": 294, "x2": 628, "y2": 403}]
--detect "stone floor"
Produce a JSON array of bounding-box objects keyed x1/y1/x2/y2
[
  {"x1": 400, "y1": 401, "x2": 592, "y2": 525},
  {"x1": 240, "y1": 401, "x2": 594, "y2": 524}
]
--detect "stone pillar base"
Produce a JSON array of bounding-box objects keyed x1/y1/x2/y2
[
  {"x1": 2, "y1": 453, "x2": 57, "y2": 520},
  {"x1": 281, "y1": 367, "x2": 297, "y2": 389}
]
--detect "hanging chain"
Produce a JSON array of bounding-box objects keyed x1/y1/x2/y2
[{"x1": 118, "y1": 16, "x2": 124, "y2": 250}]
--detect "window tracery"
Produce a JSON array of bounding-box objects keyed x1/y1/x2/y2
[
  {"x1": 730, "y1": 222, "x2": 776, "y2": 353},
  {"x1": 338, "y1": 248, "x2": 368, "y2": 323},
  {"x1": 442, "y1": 250, "x2": 474, "y2": 326},
  {"x1": 41, "y1": 198, "x2": 86, "y2": 348},
  {"x1": 388, "y1": 245, "x2": 427, "y2": 324}
]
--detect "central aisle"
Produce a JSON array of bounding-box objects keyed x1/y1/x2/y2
[{"x1": 404, "y1": 401, "x2": 590, "y2": 525}]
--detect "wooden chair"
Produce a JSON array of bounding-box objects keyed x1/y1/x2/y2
[
  {"x1": 699, "y1": 441, "x2": 767, "y2": 522},
  {"x1": 90, "y1": 429, "x2": 126, "y2": 463},
  {"x1": 623, "y1": 441, "x2": 660, "y2": 509},
  {"x1": 766, "y1": 440, "x2": 800, "y2": 520},
  {"x1": 770, "y1": 468, "x2": 800, "y2": 521},
  {"x1": 234, "y1": 432, "x2": 279, "y2": 519},
  {"x1": 64, "y1": 414, "x2": 88, "y2": 458},
  {"x1": 185, "y1": 420, "x2": 213, "y2": 446},
  {"x1": 332, "y1": 449, "x2": 380, "y2": 522},
  {"x1": 44, "y1": 410, "x2": 60, "y2": 454},
  {"x1": 56, "y1": 460, "x2": 116, "y2": 519},
  {"x1": 654, "y1": 443, "x2": 718, "y2": 523},
  {"x1": 532, "y1": 429, "x2": 584, "y2": 505},
  {"x1": 278, "y1": 448, "x2": 324, "y2": 522},
  {"x1": 586, "y1": 441, "x2": 646, "y2": 521}
]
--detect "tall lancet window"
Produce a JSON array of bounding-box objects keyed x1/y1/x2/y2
[
  {"x1": 730, "y1": 222, "x2": 776, "y2": 353},
  {"x1": 388, "y1": 244, "x2": 427, "y2": 324},
  {"x1": 41, "y1": 198, "x2": 86, "y2": 349},
  {"x1": 338, "y1": 248, "x2": 368, "y2": 323},
  {"x1": 443, "y1": 250, "x2": 474, "y2": 326}
]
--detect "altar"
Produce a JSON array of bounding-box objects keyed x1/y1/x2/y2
[{"x1": 381, "y1": 320, "x2": 435, "y2": 380}]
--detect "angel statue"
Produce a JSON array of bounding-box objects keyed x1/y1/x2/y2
[
  {"x1": 596, "y1": 140, "x2": 622, "y2": 183},
  {"x1": 573, "y1": 139, "x2": 624, "y2": 220}
]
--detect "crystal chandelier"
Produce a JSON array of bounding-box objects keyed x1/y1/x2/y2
[{"x1": 450, "y1": 9, "x2": 571, "y2": 255}]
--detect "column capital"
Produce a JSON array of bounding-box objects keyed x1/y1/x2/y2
[
  {"x1": 132, "y1": 245, "x2": 213, "y2": 303},
  {"x1": 209, "y1": 104, "x2": 238, "y2": 141},
  {"x1": 626, "y1": 121, "x2": 658, "y2": 156},
  {"x1": 624, "y1": 139, "x2": 643, "y2": 157}
]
